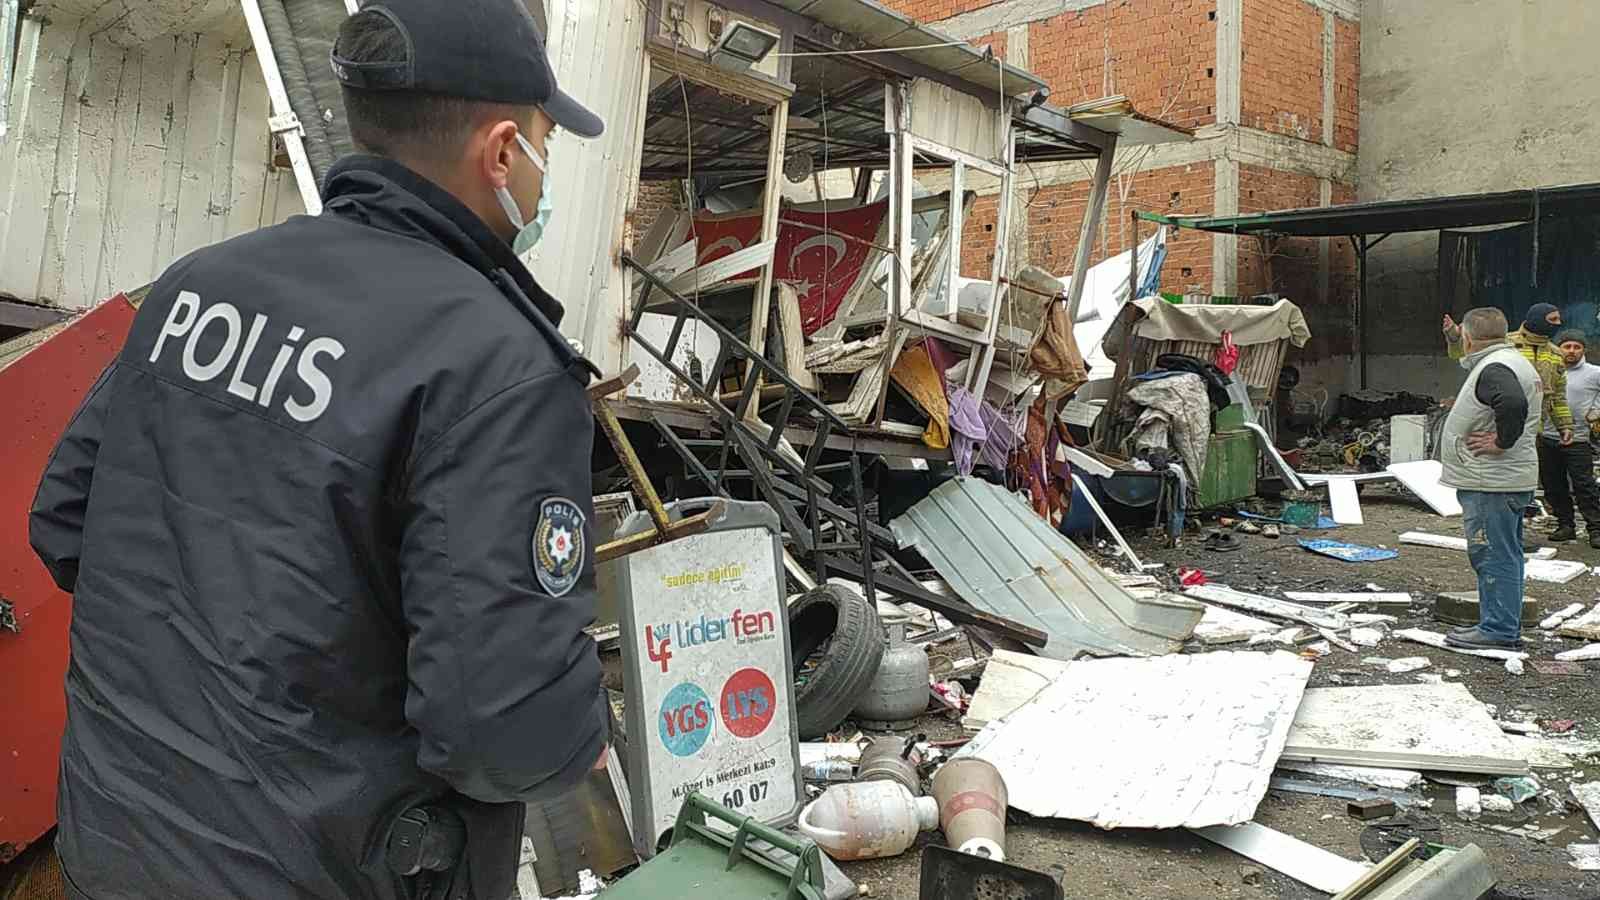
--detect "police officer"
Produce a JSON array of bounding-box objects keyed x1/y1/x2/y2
[{"x1": 30, "y1": 2, "x2": 609, "y2": 898}]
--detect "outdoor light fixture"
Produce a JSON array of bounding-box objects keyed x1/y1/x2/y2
[{"x1": 709, "y1": 20, "x2": 779, "y2": 71}]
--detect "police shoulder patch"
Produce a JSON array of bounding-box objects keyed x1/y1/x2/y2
[{"x1": 533, "y1": 497, "x2": 586, "y2": 597}]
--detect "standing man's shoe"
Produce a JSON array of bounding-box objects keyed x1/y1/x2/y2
[
  {"x1": 1445, "y1": 628, "x2": 1525, "y2": 650},
  {"x1": 1550, "y1": 525, "x2": 1577, "y2": 542}
]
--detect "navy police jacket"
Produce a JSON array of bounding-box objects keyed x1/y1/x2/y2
[{"x1": 30, "y1": 155, "x2": 607, "y2": 900}]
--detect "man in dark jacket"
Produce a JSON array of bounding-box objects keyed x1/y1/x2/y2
[{"x1": 29, "y1": 3, "x2": 608, "y2": 898}]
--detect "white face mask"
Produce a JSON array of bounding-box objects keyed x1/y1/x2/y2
[{"x1": 493, "y1": 132, "x2": 553, "y2": 255}]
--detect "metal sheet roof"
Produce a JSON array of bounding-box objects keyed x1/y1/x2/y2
[
  {"x1": 1152, "y1": 182, "x2": 1600, "y2": 238},
  {"x1": 890, "y1": 477, "x2": 1204, "y2": 660},
  {"x1": 772, "y1": 0, "x2": 1048, "y2": 101}
]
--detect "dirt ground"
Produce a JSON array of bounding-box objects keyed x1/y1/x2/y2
[{"x1": 836, "y1": 486, "x2": 1600, "y2": 900}]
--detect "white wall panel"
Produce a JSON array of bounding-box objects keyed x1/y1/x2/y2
[
  {"x1": 0, "y1": 11, "x2": 302, "y2": 310},
  {"x1": 525, "y1": 0, "x2": 649, "y2": 376}
]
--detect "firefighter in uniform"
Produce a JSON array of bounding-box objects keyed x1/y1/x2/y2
[{"x1": 30, "y1": 2, "x2": 609, "y2": 897}]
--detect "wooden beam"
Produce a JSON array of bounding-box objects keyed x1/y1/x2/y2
[{"x1": 744, "y1": 99, "x2": 788, "y2": 404}]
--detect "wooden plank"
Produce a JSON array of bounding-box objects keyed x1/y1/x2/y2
[
  {"x1": 58, "y1": 32, "x2": 124, "y2": 306},
  {"x1": 1326, "y1": 477, "x2": 1364, "y2": 525},
  {"x1": 1184, "y1": 584, "x2": 1351, "y2": 630},
  {"x1": 171, "y1": 32, "x2": 226, "y2": 260},
  {"x1": 224, "y1": 48, "x2": 273, "y2": 241},
  {"x1": 744, "y1": 98, "x2": 786, "y2": 393},
  {"x1": 774, "y1": 282, "x2": 816, "y2": 391},
  {"x1": 660, "y1": 240, "x2": 775, "y2": 296},
  {"x1": 0, "y1": 16, "x2": 70, "y2": 303},
  {"x1": 1399, "y1": 530, "x2": 1558, "y2": 559}
]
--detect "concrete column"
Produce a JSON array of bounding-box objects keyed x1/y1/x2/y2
[
  {"x1": 1318, "y1": 177, "x2": 1333, "y2": 303},
  {"x1": 1005, "y1": 23, "x2": 1031, "y2": 271},
  {"x1": 1212, "y1": 0, "x2": 1242, "y2": 296},
  {"x1": 1215, "y1": 0, "x2": 1243, "y2": 127},
  {"x1": 1321, "y1": 11, "x2": 1335, "y2": 147}
]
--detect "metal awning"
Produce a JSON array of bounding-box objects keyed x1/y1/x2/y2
[
  {"x1": 758, "y1": 0, "x2": 1048, "y2": 102},
  {"x1": 1146, "y1": 182, "x2": 1600, "y2": 237}
]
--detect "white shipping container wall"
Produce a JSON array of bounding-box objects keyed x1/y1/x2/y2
[
  {"x1": 524, "y1": 0, "x2": 650, "y2": 377},
  {"x1": 0, "y1": 12, "x2": 302, "y2": 310}
]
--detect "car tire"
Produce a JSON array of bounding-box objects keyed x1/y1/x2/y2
[{"x1": 789, "y1": 583, "x2": 885, "y2": 739}]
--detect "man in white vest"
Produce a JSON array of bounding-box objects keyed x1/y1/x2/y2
[{"x1": 1439, "y1": 307, "x2": 1542, "y2": 650}]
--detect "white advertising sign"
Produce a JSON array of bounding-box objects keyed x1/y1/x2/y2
[{"x1": 619, "y1": 521, "x2": 802, "y2": 854}]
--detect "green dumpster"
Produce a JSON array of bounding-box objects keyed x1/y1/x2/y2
[{"x1": 602, "y1": 794, "x2": 826, "y2": 900}]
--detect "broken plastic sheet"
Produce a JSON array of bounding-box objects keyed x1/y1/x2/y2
[
  {"x1": 958, "y1": 651, "x2": 1313, "y2": 829},
  {"x1": 1067, "y1": 227, "x2": 1168, "y2": 380},
  {"x1": 891, "y1": 478, "x2": 1204, "y2": 660},
  {"x1": 1298, "y1": 539, "x2": 1400, "y2": 563}
]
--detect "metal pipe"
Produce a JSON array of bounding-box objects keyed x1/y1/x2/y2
[{"x1": 1065, "y1": 134, "x2": 1118, "y2": 323}]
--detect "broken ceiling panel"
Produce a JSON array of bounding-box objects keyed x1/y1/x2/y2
[
  {"x1": 958, "y1": 650, "x2": 1313, "y2": 829},
  {"x1": 1282, "y1": 683, "x2": 1530, "y2": 776},
  {"x1": 890, "y1": 478, "x2": 1203, "y2": 660}
]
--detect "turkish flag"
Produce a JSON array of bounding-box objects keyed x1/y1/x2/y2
[{"x1": 691, "y1": 199, "x2": 890, "y2": 335}]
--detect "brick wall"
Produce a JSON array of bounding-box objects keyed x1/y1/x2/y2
[
  {"x1": 1236, "y1": 165, "x2": 1357, "y2": 358},
  {"x1": 1026, "y1": 0, "x2": 1219, "y2": 132},
  {"x1": 630, "y1": 179, "x2": 680, "y2": 247},
  {"x1": 1240, "y1": 0, "x2": 1325, "y2": 142},
  {"x1": 884, "y1": 0, "x2": 996, "y2": 20},
  {"x1": 961, "y1": 162, "x2": 1217, "y2": 294},
  {"x1": 1333, "y1": 16, "x2": 1359, "y2": 152}
]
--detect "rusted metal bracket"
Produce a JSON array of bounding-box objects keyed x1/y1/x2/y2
[{"x1": 590, "y1": 365, "x2": 725, "y2": 563}]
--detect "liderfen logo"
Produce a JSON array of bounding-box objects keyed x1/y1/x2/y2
[{"x1": 645, "y1": 609, "x2": 777, "y2": 673}]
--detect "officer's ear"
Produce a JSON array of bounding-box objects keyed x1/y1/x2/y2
[{"x1": 479, "y1": 119, "x2": 522, "y2": 191}]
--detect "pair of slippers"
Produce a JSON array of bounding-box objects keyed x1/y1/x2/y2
[{"x1": 1204, "y1": 531, "x2": 1242, "y2": 552}]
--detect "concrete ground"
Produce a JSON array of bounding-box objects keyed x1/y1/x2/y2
[{"x1": 835, "y1": 486, "x2": 1600, "y2": 899}]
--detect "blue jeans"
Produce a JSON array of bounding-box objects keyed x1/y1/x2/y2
[{"x1": 1458, "y1": 489, "x2": 1533, "y2": 641}]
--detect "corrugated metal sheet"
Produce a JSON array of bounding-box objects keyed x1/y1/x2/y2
[
  {"x1": 526, "y1": 0, "x2": 650, "y2": 376},
  {"x1": 890, "y1": 477, "x2": 1203, "y2": 660},
  {"x1": 0, "y1": 10, "x2": 302, "y2": 310}
]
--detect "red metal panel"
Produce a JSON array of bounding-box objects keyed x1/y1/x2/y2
[{"x1": 0, "y1": 296, "x2": 137, "y2": 863}]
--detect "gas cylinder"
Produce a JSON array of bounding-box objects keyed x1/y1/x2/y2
[
  {"x1": 852, "y1": 624, "x2": 930, "y2": 730},
  {"x1": 796, "y1": 781, "x2": 939, "y2": 861}
]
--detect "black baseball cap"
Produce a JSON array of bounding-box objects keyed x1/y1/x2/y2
[{"x1": 331, "y1": 0, "x2": 604, "y2": 139}]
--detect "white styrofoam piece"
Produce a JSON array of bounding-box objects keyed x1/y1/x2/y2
[
  {"x1": 1274, "y1": 761, "x2": 1423, "y2": 790},
  {"x1": 1557, "y1": 603, "x2": 1600, "y2": 637},
  {"x1": 1394, "y1": 628, "x2": 1529, "y2": 661},
  {"x1": 1283, "y1": 591, "x2": 1412, "y2": 605},
  {"x1": 1399, "y1": 531, "x2": 1558, "y2": 559},
  {"x1": 1385, "y1": 657, "x2": 1431, "y2": 673},
  {"x1": 958, "y1": 651, "x2": 1313, "y2": 829},
  {"x1": 1190, "y1": 823, "x2": 1369, "y2": 894},
  {"x1": 1301, "y1": 471, "x2": 1395, "y2": 485},
  {"x1": 1282, "y1": 683, "x2": 1530, "y2": 775},
  {"x1": 1541, "y1": 602, "x2": 1588, "y2": 630},
  {"x1": 1350, "y1": 627, "x2": 1385, "y2": 647},
  {"x1": 1387, "y1": 460, "x2": 1462, "y2": 516},
  {"x1": 961, "y1": 650, "x2": 1068, "y2": 732},
  {"x1": 1456, "y1": 786, "x2": 1483, "y2": 820},
  {"x1": 1325, "y1": 477, "x2": 1364, "y2": 525},
  {"x1": 1526, "y1": 558, "x2": 1589, "y2": 584},
  {"x1": 1389, "y1": 415, "x2": 1428, "y2": 464},
  {"x1": 1502, "y1": 735, "x2": 1574, "y2": 770},
  {"x1": 1568, "y1": 844, "x2": 1600, "y2": 872},
  {"x1": 1555, "y1": 643, "x2": 1600, "y2": 662},
  {"x1": 1572, "y1": 783, "x2": 1600, "y2": 831},
  {"x1": 1194, "y1": 605, "x2": 1281, "y2": 645}
]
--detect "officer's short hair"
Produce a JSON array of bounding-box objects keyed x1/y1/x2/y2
[
  {"x1": 336, "y1": 10, "x2": 534, "y2": 166},
  {"x1": 1462, "y1": 307, "x2": 1508, "y2": 342}
]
